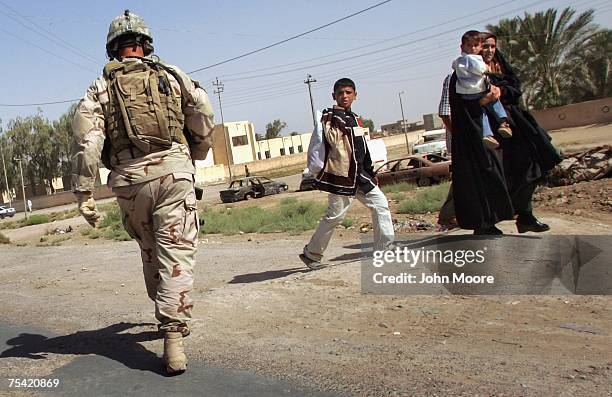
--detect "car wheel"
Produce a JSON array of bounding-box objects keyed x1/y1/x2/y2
[
  {"x1": 244, "y1": 193, "x2": 254, "y2": 200},
  {"x1": 417, "y1": 177, "x2": 431, "y2": 187}
]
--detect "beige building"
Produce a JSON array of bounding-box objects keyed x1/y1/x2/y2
[
  {"x1": 211, "y1": 120, "x2": 314, "y2": 165},
  {"x1": 255, "y1": 134, "x2": 311, "y2": 160},
  {"x1": 211, "y1": 121, "x2": 258, "y2": 166},
  {"x1": 380, "y1": 120, "x2": 423, "y2": 135}
]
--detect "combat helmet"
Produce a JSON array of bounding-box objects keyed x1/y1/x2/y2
[{"x1": 106, "y1": 9, "x2": 154, "y2": 58}]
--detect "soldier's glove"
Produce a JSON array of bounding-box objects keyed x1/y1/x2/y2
[{"x1": 76, "y1": 191, "x2": 100, "y2": 227}]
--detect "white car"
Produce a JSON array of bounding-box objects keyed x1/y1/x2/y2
[
  {"x1": 413, "y1": 129, "x2": 448, "y2": 156},
  {"x1": 0, "y1": 205, "x2": 16, "y2": 219}
]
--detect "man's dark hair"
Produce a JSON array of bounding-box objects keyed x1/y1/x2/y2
[
  {"x1": 461, "y1": 30, "x2": 483, "y2": 45},
  {"x1": 333, "y1": 78, "x2": 356, "y2": 93}
]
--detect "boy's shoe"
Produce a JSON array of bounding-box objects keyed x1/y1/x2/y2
[
  {"x1": 300, "y1": 246, "x2": 328, "y2": 270},
  {"x1": 299, "y1": 253, "x2": 328, "y2": 270},
  {"x1": 498, "y1": 122, "x2": 513, "y2": 138},
  {"x1": 483, "y1": 136, "x2": 500, "y2": 149},
  {"x1": 163, "y1": 331, "x2": 187, "y2": 374}
]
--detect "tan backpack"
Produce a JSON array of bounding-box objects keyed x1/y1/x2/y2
[{"x1": 102, "y1": 59, "x2": 186, "y2": 166}]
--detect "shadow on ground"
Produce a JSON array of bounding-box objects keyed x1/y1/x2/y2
[{"x1": 1, "y1": 322, "x2": 166, "y2": 375}]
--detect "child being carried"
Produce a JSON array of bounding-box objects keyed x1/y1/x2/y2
[{"x1": 452, "y1": 30, "x2": 512, "y2": 149}]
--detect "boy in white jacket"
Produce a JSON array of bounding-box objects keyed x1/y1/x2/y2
[{"x1": 452, "y1": 30, "x2": 512, "y2": 149}]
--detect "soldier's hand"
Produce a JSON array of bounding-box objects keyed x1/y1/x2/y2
[{"x1": 76, "y1": 191, "x2": 100, "y2": 227}]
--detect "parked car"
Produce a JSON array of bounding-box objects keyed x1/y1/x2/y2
[
  {"x1": 413, "y1": 129, "x2": 447, "y2": 156},
  {"x1": 0, "y1": 204, "x2": 16, "y2": 219},
  {"x1": 220, "y1": 176, "x2": 289, "y2": 203},
  {"x1": 375, "y1": 154, "x2": 451, "y2": 187}
]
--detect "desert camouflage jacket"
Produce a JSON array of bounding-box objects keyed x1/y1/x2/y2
[{"x1": 71, "y1": 57, "x2": 214, "y2": 192}]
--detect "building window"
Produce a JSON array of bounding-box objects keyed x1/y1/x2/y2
[
  {"x1": 289, "y1": 147, "x2": 295, "y2": 154},
  {"x1": 232, "y1": 135, "x2": 248, "y2": 146},
  {"x1": 298, "y1": 145, "x2": 303, "y2": 153},
  {"x1": 265, "y1": 150, "x2": 271, "y2": 159},
  {"x1": 280, "y1": 148, "x2": 286, "y2": 156},
  {"x1": 257, "y1": 152, "x2": 261, "y2": 160}
]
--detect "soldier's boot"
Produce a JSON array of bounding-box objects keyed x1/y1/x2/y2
[{"x1": 163, "y1": 331, "x2": 187, "y2": 374}]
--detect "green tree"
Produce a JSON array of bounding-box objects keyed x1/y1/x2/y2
[
  {"x1": 569, "y1": 29, "x2": 611, "y2": 102},
  {"x1": 487, "y1": 7, "x2": 604, "y2": 109},
  {"x1": 53, "y1": 104, "x2": 77, "y2": 178},
  {"x1": 4, "y1": 105, "x2": 75, "y2": 196},
  {"x1": 255, "y1": 133, "x2": 264, "y2": 141},
  {"x1": 362, "y1": 118, "x2": 375, "y2": 133},
  {"x1": 265, "y1": 119, "x2": 286, "y2": 140}
]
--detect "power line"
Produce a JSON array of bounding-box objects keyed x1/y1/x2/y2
[
  {"x1": 1, "y1": 0, "x2": 604, "y2": 108},
  {"x1": 216, "y1": 52, "x2": 457, "y2": 108},
  {"x1": 0, "y1": 0, "x2": 101, "y2": 65},
  {"x1": 217, "y1": 0, "x2": 519, "y2": 80},
  {"x1": 187, "y1": 0, "x2": 393, "y2": 74},
  {"x1": 0, "y1": 27, "x2": 97, "y2": 75},
  {"x1": 0, "y1": 98, "x2": 79, "y2": 107},
  {"x1": 222, "y1": 0, "x2": 554, "y2": 83}
]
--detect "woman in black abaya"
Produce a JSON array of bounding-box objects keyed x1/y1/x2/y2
[{"x1": 482, "y1": 33, "x2": 562, "y2": 232}]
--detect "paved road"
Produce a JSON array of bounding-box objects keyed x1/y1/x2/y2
[{"x1": 0, "y1": 321, "x2": 335, "y2": 397}]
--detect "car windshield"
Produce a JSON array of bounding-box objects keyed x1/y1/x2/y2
[{"x1": 229, "y1": 180, "x2": 244, "y2": 188}]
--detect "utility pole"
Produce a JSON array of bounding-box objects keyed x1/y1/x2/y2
[
  {"x1": 398, "y1": 91, "x2": 410, "y2": 154},
  {"x1": 15, "y1": 158, "x2": 26, "y2": 220},
  {"x1": 304, "y1": 74, "x2": 317, "y2": 130},
  {"x1": 213, "y1": 77, "x2": 232, "y2": 180},
  {"x1": 0, "y1": 120, "x2": 10, "y2": 206}
]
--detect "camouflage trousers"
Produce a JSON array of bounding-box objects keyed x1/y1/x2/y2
[{"x1": 113, "y1": 172, "x2": 198, "y2": 333}]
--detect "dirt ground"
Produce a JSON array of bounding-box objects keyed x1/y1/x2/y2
[{"x1": 0, "y1": 124, "x2": 611, "y2": 396}]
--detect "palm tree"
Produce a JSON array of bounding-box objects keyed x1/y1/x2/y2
[
  {"x1": 569, "y1": 29, "x2": 611, "y2": 102},
  {"x1": 487, "y1": 7, "x2": 604, "y2": 109}
]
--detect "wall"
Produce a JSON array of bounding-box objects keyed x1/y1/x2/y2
[
  {"x1": 531, "y1": 97, "x2": 612, "y2": 131},
  {"x1": 379, "y1": 130, "x2": 424, "y2": 147},
  {"x1": 423, "y1": 113, "x2": 443, "y2": 131},
  {"x1": 11, "y1": 185, "x2": 115, "y2": 212},
  {"x1": 195, "y1": 164, "x2": 226, "y2": 185},
  {"x1": 227, "y1": 152, "x2": 308, "y2": 179}
]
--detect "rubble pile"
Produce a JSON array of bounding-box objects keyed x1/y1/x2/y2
[
  {"x1": 547, "y1": 145, "x2": 611, "y2": 186},
  {"x1": 533, "y1": 179, "x2": 611, "y2": 215}
]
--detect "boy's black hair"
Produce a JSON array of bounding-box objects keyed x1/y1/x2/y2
[
  {"x1": 461, "y1": 30, "x2": 483, "y2": 45},
  {"x1": 333, "y1": 78, "x2": 356, "y2": 93}
]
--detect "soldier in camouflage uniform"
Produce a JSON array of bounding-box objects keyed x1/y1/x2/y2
[{"x1": 71, "y1": 10, "x2": 214, "y2": 374}]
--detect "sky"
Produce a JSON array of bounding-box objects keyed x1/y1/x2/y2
[{"x1": 0, "y1": 0, "x2": 610, "y2": 134}]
